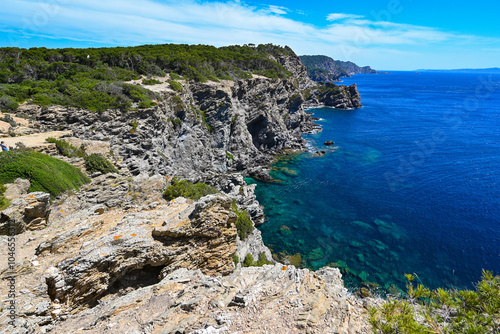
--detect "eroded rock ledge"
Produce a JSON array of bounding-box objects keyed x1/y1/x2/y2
[{"x1": 0, "y1": 179, "x2": 377, "y2": 333}]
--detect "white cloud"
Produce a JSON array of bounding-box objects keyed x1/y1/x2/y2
[
  {"x1": 266, "y1": 5, "x2": 288, "y2": 15},
  {"x1": 1, "y1": 0, "x2": 499, "y2": 70},
  {"x1": 326, "y1": 13, "x2": 364, "y2": 21}
]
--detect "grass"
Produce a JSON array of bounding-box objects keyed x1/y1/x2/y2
[
  {"x1": 0, "y1": 150, "x2": 90, "y2": 197},
  {"x1": 163, "y1": 177, "x2": 218, "y2": 201},
  {"x1": 231, "y1": 200, "x2": 253, "y2": 240}
]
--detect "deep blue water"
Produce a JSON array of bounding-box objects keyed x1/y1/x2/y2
[{"x1": 250, "y1": 71, "x2": 500, "y2": 292}]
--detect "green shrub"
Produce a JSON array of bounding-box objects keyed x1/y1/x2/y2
[
  {"x1": 369, "y1": 270, "x2": 500, "y2": 334},
  {"x1": 255, "y1": 252, "x2": 273, "y2": 266},
  {"x1": 0, "y1": 96, "x2": 18, "y2": 111},
  {"x1": 232, "y1": 254, "x2": 239, "y2": 265},
  {"x1": 46, "y1": 137, "x2": 85, "y2": 158},
  {"x1": 0, "y1": 184, "x2": 10, "y2": 210},
  {"x1": 231, "y1": 200, "x2": 253, "y2": 240},
  {"x1": 0, "y1": 150, "x2": 90, "y2": 196},
  {"x1": 170, "y1": 73, "x2": 182, "y2": 80},
  {"x1": 129, "y1": 120, "x2": 139, "y2": 133},
  {"x1": 142, "y1": 78, "x2": 161, "y2": 85},
  {"x1": 84, "y1": 153, "x2": 118, "y2": 174},
  {"x1": 169, "y1": 118, "x2": 182, "y2": 128},
  {"x1": 243, "y1": 253, "x2": 254, "y2": 267},
  {"x1": 163, "y1": 177, "x2": 218, "y2": 201},
  {"x1": 138, "y1": 99, "x2": 157, "y2": 109},
  {"x1": 201, "y1": 110, "x2": 213, "y2": 132},
  {"x1": 168, "y1": 79, "x2": 183, "y2": 91},
  {"x1": 242, "y1": 252, "x2": 271, "y2": 267}
]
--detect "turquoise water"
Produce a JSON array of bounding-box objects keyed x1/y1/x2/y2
[{"x1": 251, "y1": 71, "x2": 500, "y2": 292}]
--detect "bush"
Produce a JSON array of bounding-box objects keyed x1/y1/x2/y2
[
  {"x1": 163, "y1": 177, "x2": 218, "y2": 201},
  {"x1": 84, "y1": 153, "x2": 118, "y2": 174},
  {"x1": 243, "y1": 253, "x2": 254, "y2": 267},
  {"x1": 142, "y1": 78, "x2": 161, "y2": 85},
  {"x1": 242, "y1": 252, "x2": 272, "y2": 267},
  {"x1": 0, "y1": 150, "x2": 90, "y2": 196},
  {"x1": 0, "y1": 183, "x2": 10, "y2": 210},
  {"x1": 0, "y1": 96, "x2": 19, "y2": 111},
  {"x1": 170, "y1": 73, "x2": 182, "y2": 80},
  {"x1": 129, "y1": 120, "x2": 139, "y2": 133},
  {"x1": 369, "y1": 270, "x2": 500, "y2": 334},
  {"x1": 46, "y1": 137, "x2": 85, "y2": 158},
  {"x1": 231, "y1": 200, "x2": 254, "y2": 240},
  {"x1": 168, "y1": 79, "x2": 183, "y2": 91}
]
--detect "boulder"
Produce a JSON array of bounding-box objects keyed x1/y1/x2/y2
[{"x1": 0, "y1": 192, "x2": 51, "y2": 235}]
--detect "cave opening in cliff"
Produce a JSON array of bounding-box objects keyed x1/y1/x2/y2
[{"x1": 107, "y1": 264, "x2": 165, "y2": 296}]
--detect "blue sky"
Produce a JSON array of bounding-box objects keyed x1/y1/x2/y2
[{"x1": 1, "y1": 0, "x2": 499, "y2": 70}]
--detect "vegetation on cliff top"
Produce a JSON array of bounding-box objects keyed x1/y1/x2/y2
[
  {"x1": 0, "y1": 150, "x2": 90, "y2": 196},
  {"x1": 46, "y1": 137, "x2": 117, "y2": 174},
  {"x1": 369, "y1": 270, "x2": 500, "y2": 333},
  {"x1": 0, "y1": 43, "x2": 294, "y2": 112},
  {"x1": 300, "y1": 55, "x2": 375, "y2": 82}
]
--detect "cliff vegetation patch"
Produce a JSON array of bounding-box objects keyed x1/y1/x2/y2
[
  {"x1": 0, "y1": 150, "x2": 90, "y2": 196},
  {"x1": 369, "y1": 270, "x2": 500, "y2": 334},
  {"x1": 46, "y1": 137, "x2": 117, "y2": 174},
  {"x1": 231, "y1": 200, "x2": 254, "y2": 240},
  {"x1": 163, "y1": 177, "x2": 218, "y2": 201},
  {"x1": 0, "y1": 43, "x2": 293, "y2": 111}
]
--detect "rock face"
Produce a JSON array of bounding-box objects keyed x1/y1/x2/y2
[
  {"x1": 0, "y1": 49, "x2": 374, "y2": 333},
  {"x1": 0, "y1": 175, "x2": 376, "y2": 334},
  {"x1": 0, "y1": 192, "x2": 51, "y2": 234},
  {"x1": 39, "y1": 265, "x2": 375, "y2": 334},
  {"x1": 307, "y1": 83, "x2": 362, "y2": 109},
  {"x1": 300, "y1": 55, "x2": 376, "y2": 82},
  {"x1": 42, "y1": 194, "x2": 237, "y2": 312},
  {"x1": 31, "y1": 52, "x2": 360, "y2": 181}
]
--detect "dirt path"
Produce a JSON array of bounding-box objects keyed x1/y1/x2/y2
[{"x1": 1, "y1": 130, "x2": 72, "y2": 149}]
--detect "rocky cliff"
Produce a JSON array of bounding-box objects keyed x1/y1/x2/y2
[
  {"x1": 300, "y1": 55, "x2": 376, "y2": 82},
  {"x1": 0, "y1": 48, "x2": 372, "y2": 333},
  {"x1": 0, "y1": 175, "x2": 377, "y2": 333}
]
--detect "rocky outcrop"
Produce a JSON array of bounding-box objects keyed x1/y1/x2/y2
[
  {"x1": 0, "y1": 48, "x2": 373, "y2": 333},
  {"x1": 0, "y1": 174, "x2": 376, "y2": 334},
  {"x1": 41, "y1": 194, "x2": 238, "y2": 312},
  {"x1": 39, "y1": 265, "x2": 376, "y2": 334},
  {"x1": 300, "y1": 55, "x2": 376, "y2": 82},
  {"x1": 306, "y1": 83, "x2": 362, "y2": 109},
  {"x1": 0, "y1": 192, "x2": 51, "y2": 234}
]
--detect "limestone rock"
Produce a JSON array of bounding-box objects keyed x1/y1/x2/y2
[
  {"x1": 43, "y1": 194, "x2": 238, "y2": 311},
  {"x1": 3, "y1": 178, "x2": 30, "y2": 199},
  {"x1": 39, "y1": 265, "x2": 373, "y2": 333},
  {"x1": 0, "y1": 192, "x2": 51, "y2": 235},
  {"x1": 62, "y1": 137, "x2": 111, "y2": 156}
]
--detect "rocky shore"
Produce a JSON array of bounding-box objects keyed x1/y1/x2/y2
[{"x1": 0, "y1": 51, "x2": 377, "y2": 333}]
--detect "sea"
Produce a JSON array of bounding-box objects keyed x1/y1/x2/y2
[{"x1": 248, "y1": 71, "x2": 500, "y2": 293}]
